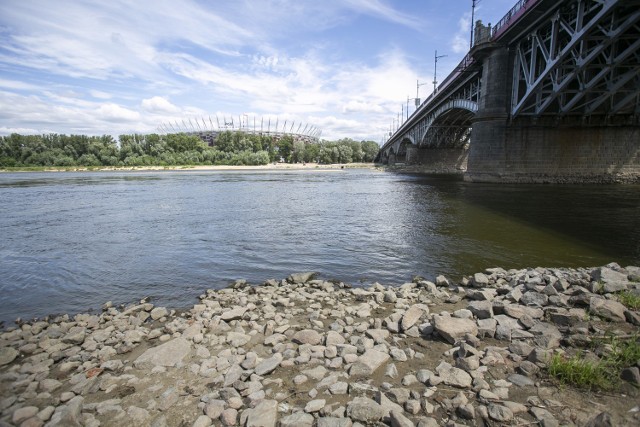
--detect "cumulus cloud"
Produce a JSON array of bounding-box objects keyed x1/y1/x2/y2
[
  {"x1": 451, "y1": 13, "x2": 472, "y2": 54},
  {"x1": 0, "y1": 0, "x2": 444, "y2": 141},
  {"x1": 90, "y1": 90, "x2": 112, "y2": 100},
  {"x1": 141, "y1": 96, "x2": 180, "y2": 114},
  {"x1": 342, "y1": 100, "x2": 384, "y2": 114},
  {"x1": 96, "y1": 103, "x2": 140, "y2": 122}
]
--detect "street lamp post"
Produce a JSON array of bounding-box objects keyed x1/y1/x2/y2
[
  {"x1": 433, "y1": 50, "x2": 447, "y2": 94},
  {"x1": 416, "y1": 80, "x2": 428, "y2": 105}
]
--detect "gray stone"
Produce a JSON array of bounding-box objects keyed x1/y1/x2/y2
[
  {"x1": 435, "y1": 362, "x2": 472, "y2": 388},
  {"x1": 529, "y1": 322, "x2": 562, "y2": 349},
  {"x1": 50, "y1": 396, "x2": 84, "y2": 427},
  {"x1": 433, "y1": 315, "x2": 478, "y2": 344},
  {"x1": 288, "y1": 272, "x2": 316, "y2": 283},
  {"x1": 150, "y1": 307, "x2": 168, "y2": 320},
  {"x1": 245, "y1": 399, "x2": 278, "y2": 427},
  {"x1": 0, "y1": 347, "x2": 19, "y2": 366},
  {"x1": 473, "y1": 273, "x2": 489, "y2": 286},
  {"x1": 507, "y1": 374, "x2": 534, "y2": 387},
  {"x1": 584, "y1": 411, "x2": 613, "y2": 427},
  {"x1": 325, "y1": 330, "x2": 346, "y2": 346},
  {"x1": 416, "y1": 419, "x2": 439, "y2": 427},
  {"x1": 254, "y1": 353, "x2": 282, "y2": 376},
  {"x1": 279, "y1": 412, "x2": 314, "y2": 427},
  {"x1": 349, "y1": 349, "x2": 389, "y2": 376},
  {"x1": 365, "y1": 329, "x2": 389, "y2": 343},
  {"x1": 389, "y1": 348, "x2": 407, "y2": 362},
  {"x1": 134, "y1": 337, "x2": 191, "y2": 368},
  {"x1": 520, "y1": 291, "x2": 548, "y2": 307},
  {"x1": 329, "y1": 381, "x2": 349, "y2": 395},
  {"x1": 477, "y1": 318, "x2": 497, "y2": 338},
  {"x1": 488, "y1": 404, "x2": 513, "y2": 422},
  {"x1": 592, "y1": 267, "x2": 628, "y2": 284},
  {"x1": 504, "y1": 304, "x2": 543, "y2": 320},
  {"x1": 305, "y1": 399, "x2": 326, "y2": 413},
  {"x1": 316, "y1": 417, "x2": 353, "y2": 427},
  {"x1": 204, "y1": 399, "x2": 226, "y2": 419},
  {"x1": 220, "y1": 306, "x2": 247, "y2": 321},
  {"x1": 467, "y1": 300, "x2": 493, "y2": 319},
  {"x1": 12, "y1": 406, "x2": 39, "y2": 424},
  {"x1": 621, "y1": 367, "x2": 640, "y2": 385},
  {"x1": 389, "y1": 409, "x2": 414, "y2": 427},
  {"x1": 293, "y1": 329, "x2": 322, "y2": 345},
  {"x1": 192, "y1": 415, "x2": 212, "y2": 427},
  {"x1": 530, "y1": 407, "x2": 559, "y2": 427},
  {"x1": 61, "y1": 326, "x2": 86, "y2": 344},
  {"x1": 346, "y1": 397, "x2": 386, "y2": 424},
  {"x1": 589, "y1": 297, "x2": 626, "y2": 322},
  {"x1": 220, "y1": 408, "x2": 238, "y2": 426},
  {"x1": 126, "y1": 406, "x2": 150, "y2": 424},
  {"x1": 226, "y1": 331, "x2": 251, "y2": 347},
  {"x1": 384, "y1": 290, "x2": 398, "y2": 303},
  {"x1": 401, "y1": 305, "x2": 427, "y2": 331}
]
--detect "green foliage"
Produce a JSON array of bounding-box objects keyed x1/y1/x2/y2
[
  {"x1": 0, "y1": 131, "x2": 381, "y2": 167},
  {"x1": 548, "y1": 335, "x2": 640, "y2": 391},
  {"x1": 548, "y1": 353, "x2": 612, "y2": 390},
  {"x1": 617, "y1": 290, "x2": 640, "y2": 310}
]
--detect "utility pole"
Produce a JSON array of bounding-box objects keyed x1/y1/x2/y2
[
  {"x1": 433, "y1": 50, "x2": 447, "y2": 94},
  {"x1": 470, "y1": 0, "x2": 480, "y2": 49},
  {"x1": 416, "y1": 80, "x2": 428, "y2": 105}
]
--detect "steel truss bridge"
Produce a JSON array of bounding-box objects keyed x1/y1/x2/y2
[
  {"x1": 378, "y1": 0, "x2": 640, "y2": 182},
  {"x1": 158, "y1": 115, "x2": 322, "y2": 145}
]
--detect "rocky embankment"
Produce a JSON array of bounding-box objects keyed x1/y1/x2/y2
[{"x1": 1, "y1": 265, "x2": 639, "y2": 427}]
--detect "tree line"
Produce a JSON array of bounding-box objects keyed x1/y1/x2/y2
[{"x1": 0, "y1": 132, "x2": 380, "y2": 167}]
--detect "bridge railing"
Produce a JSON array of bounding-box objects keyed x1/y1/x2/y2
[
  {"x1": 491, "y1": 0, "x2": 541, "y2": 40},
  {"x1": 387, "y1": 52, "x2": 475, "y2": 144}
]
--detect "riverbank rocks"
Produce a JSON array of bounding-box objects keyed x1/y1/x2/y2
[{"x1": 1, "y1": 264, "x2": 639, "y2": 426}]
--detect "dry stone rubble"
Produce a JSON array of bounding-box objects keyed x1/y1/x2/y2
[{"x1": 0, "y1": 264, "x2": 639, "y2": 426}]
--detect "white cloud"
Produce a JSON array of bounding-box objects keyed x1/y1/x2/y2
[
  {"x1": 96, "y1": 103, "x2": 140, "y2": 122},
  {"x1": 451, "y1": 13, "x2": 472, "y2": 54},
  {"x1": 90, "y1": 90, "x2": 112, "y2": 100},
  {"x1": 0, "y1": 126, "x2": 43, "y2": 135},
  {"x1": 141, "y1": 96, "x2": 180, "y2": 114},
  {"x1": 342, "y1": 100, "x2": 384, "y2": 114},
  {"x1": 0, "y1": 78, "x2": 41, "y2": 91},
  {"x1": 344, "y1": 0, "x2": 422, "y2": 30}
]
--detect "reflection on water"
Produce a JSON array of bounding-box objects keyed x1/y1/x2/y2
[{"x1": 0, "y1": 170, "x2": 638, "y2": 323}]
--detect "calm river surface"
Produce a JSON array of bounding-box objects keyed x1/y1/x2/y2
[{"x1": 1, "y1": 169, "x2": 639, "y2": 323}]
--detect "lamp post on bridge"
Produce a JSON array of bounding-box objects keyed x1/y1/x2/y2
[
  {"x1": 433, "y1": 50, "x2": 447, "y2": 94},
  {"x1": 470, "y1": 0, "x2": 480, "y2": 49},
  {"x1": 416, "y1": 79, "x2": 428, "y2": 105}
]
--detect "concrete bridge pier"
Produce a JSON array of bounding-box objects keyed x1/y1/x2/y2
[
  {"x1": 467, "y1": 44, "x2": 640, "y2": 183},
  {"x1": 466, "y1": 44, "x2": 511, "y2": 182}
]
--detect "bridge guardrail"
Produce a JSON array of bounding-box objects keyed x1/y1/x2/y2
[
  {"x1": 385, "y1": 53, "x2": 475, "y2": 146},
  {"x1": 491, "y1": 0, "x2": 540, "y2": 40}
]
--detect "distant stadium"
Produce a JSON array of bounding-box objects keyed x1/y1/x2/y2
[{"x1": 158, "y1": 115, "x2": 322, "y2": 146}]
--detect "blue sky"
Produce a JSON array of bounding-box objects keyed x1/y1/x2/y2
[{"x1": 0, "y1": 0, "x2": 516, "y2": 142}]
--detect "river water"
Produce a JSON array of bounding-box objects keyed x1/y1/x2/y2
[{"x1": 1, "y1": 169, "x2": 639, "y2": 324}]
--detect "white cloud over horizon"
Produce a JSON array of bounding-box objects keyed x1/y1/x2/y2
[{"x1": 0, "y1": 0, "x2": 516, "y2": 142}]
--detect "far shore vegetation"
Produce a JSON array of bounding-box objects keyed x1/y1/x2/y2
[{"x1": 0, "y1": 132, "x2": 380, "y2": 169}]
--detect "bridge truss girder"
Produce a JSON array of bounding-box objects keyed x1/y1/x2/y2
[{"x1": 512, "y1": 0, "x2": 640, "y2": 118}]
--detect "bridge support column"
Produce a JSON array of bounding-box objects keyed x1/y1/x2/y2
[
  {"x1": 466, "y1": 44, "x2": 511, "y2": 182},
  {"x1": 466, "y1": 44, "x2": 640, "y2": 183},
  {"x1": 406, "y1": 146, "x2": 468, "y2": 174}
]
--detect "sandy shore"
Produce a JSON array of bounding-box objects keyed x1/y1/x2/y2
[{"x1": 1, "y1": 163, "x2": 379, "y2": 173}]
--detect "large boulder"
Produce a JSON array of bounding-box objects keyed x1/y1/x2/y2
[
  {"x1": 134, "y1": 338, "x2": 191, "y2": 369},
  {"x1": 349, "y1": 349, "x2": 390, "y2": 376},
  {"x1": 589, "y1": 297, "x2": 626, "y2": 322},
  {"x1": 346, "y1": 397, "x2": 386, "y2": 424},
  {"x1": 433, "y1": 315, "x2": 478, "y2": 344}
]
